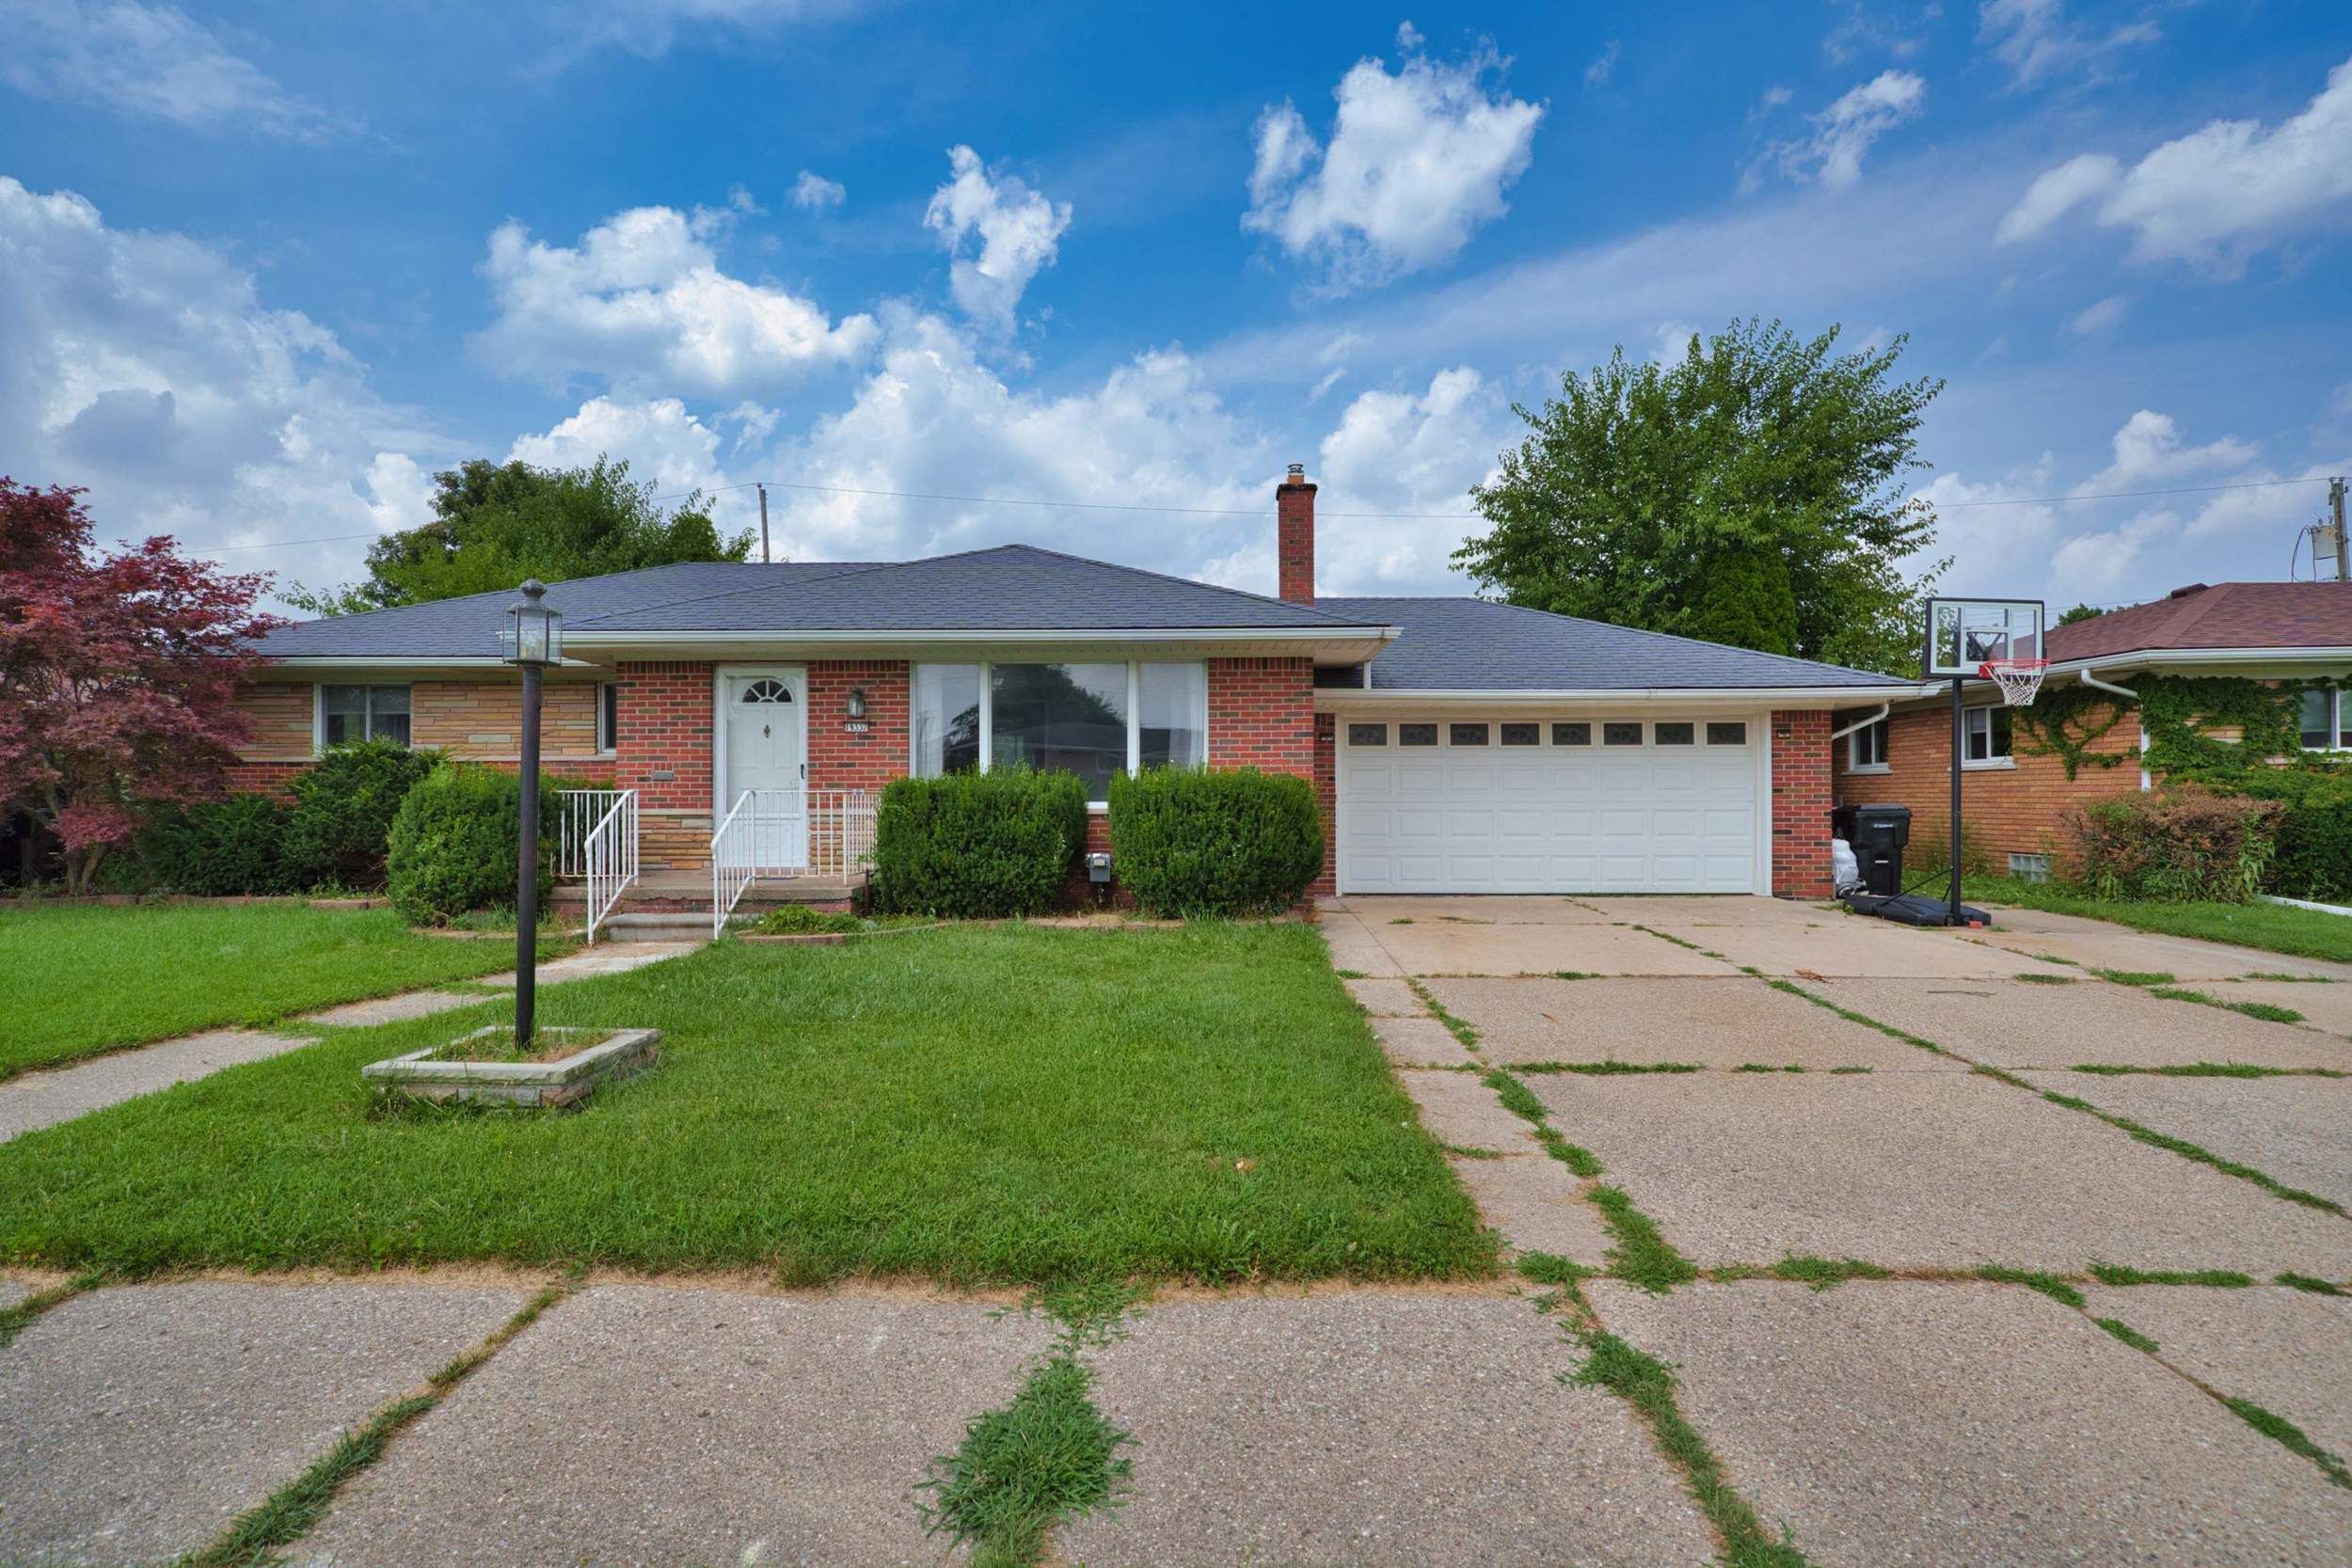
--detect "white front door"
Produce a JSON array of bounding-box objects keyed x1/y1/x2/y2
[{"x1": 723, "y1": 671, "x2": 806, "y2": 870}]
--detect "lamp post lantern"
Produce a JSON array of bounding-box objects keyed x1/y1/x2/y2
[{"x1": 501, "y1": 578, "x2": 563, "y2": 1045}]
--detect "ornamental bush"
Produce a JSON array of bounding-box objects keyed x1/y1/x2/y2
[
  {"x1": 139, "y1": 792, "x2": 299, "y2": 895},
  {"x1": 386, "y1": 763, "x2": 560, "y2": 925},
  {"x1": 870, "y1": 767, "x2": 1087, "y2": 917},
  {"x1": 2217, "y1": 768, "x2": 2352, "y2": 903},
  {"x1": 283, "y1": 740, "x2": 442, "y2": 890},
  {"x1": 2060, "y1": 784, "x2": 2283, "y2": 904},
  {"x1": 1105, "y1": 767, "x2": 1324, "y2": 917}
]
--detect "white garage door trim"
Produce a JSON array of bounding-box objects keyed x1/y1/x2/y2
[{"x1": 1336, "y1": 711, "x2": 1772, "y2": 895}]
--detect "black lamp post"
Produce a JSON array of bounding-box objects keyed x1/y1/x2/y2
[{"x1": 501, "y1": 578, "x2": 562, "y2": 1045}]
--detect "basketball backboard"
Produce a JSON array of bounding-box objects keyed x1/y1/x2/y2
[{"x1": 1922, "y1": 597, "x2": 2044, "y2": 678}]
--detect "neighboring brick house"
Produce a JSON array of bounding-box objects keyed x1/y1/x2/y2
[
  {"x1": 1832, "y1": 581, "x2": 2352, "y2": 874},
  {"x1": 242, "y1": 469, "x2": 1914, "y2": 902}
]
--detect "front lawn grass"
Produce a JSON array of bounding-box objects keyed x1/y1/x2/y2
[
  {"x1": 0, "y1": 924, "x2": 1494, "y2": 1286},
  {"x1": 0, "y1": 900, "x2": 575, "y2": 1079},
  {"x1": 1955, "y1": 875, "x2": 2352, "y2": 965}
]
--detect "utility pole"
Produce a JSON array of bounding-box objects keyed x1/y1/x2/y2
[
  {"x1": 757, "y1": 483, "x2": 771, "y2": 565},
  {"x1": 2332, "y1": 477, "x2": 2348, "y2": 582}
]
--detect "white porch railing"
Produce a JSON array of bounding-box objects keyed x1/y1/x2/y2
[
  {"x1": 580, "y1": 790, "x2": 639, "y2": 944},
  {"x1": 709, "y1": 788, "x2": 876, "y2": 938},
  {"x1": 556, "y1": 789, "x2": 631, "y2": 879}
]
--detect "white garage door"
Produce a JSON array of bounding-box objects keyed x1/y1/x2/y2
[{"x1": 1338, "y1": 716, "x2": 1763, "y2": 895}]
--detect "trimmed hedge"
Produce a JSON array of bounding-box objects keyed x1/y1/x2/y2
[
  {"x1": 2220, "y1": 768, "x2": 2352, "y2": 903},
  {"x1": 284, "y1": 740, "x2": 442, "y2": 891},
  {"x1": 386, "y1": 763, "x2": 562, "y2": 925},
  {"x1": 1106, "y1": 767, "x2": 1324, "y2": 917},
  {"x1": 139, "y1": 793, "x2": 298, "y2": 896},
  {"x1": 870, "y1": 768, "x2": 1087, "y2": 917},
  {"x1": 2061, "y1": 784, "x2": 2283, "y2": 904}
]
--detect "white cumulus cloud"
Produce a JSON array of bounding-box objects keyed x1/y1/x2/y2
[
  {"x1": 922, "y1": 146, "x2": 1072, "y2": 335},
  {"x1": 1313, "y1": 367, "x2": 1505, "y2": 592},
  {"x1": 790, "y1": 170, "x2": 846, "y2": 212},
  {"x1": 2079, "y1": 408, "x2": 2258, "y2": 493},
  {"x1": 472, "y1": 203, "x2": 878, "y2": 397},
  {"x1": 1243, "y1": 43, "x2": 1543, "y2": 292},
  {"x1": 1765, "y1": 70, "x2": 1926, "y2": 190},
  {"x1": 0, "y1": 0, "x2": 344, "y2": 139},
  {"x1": 1994, "y1": 151, "x2": 2121, "y2": 244}
]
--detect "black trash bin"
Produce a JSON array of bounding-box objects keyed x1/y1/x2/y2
[{"x1": 1844, "y1": 802, "x2": 1910, "y2": 898}]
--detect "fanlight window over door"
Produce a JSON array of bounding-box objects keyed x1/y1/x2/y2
[{"x1": 739, "y1": 678, "x2": 794, "y2": 705}]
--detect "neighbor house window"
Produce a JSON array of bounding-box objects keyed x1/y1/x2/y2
[
  {"x1": 596, "y1": 683, "x2": 618, "y2": 753},
  {"x1": 1963, "y1": 705, "x2": 2012, "y2": 767},
  {"x1": 1850, "y1": 718, "x2": 1889, "y2": 770},
  {"x1": 2298, "y1": 689, "x2": 2345, "y2": 752},
  {"x1": 911, "y1": 661, "x2": 1207, "y2": 805},
  {"x1": 320, "y1": 685, "x2": 409, "y2": 747}
]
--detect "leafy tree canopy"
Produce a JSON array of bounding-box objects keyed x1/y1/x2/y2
[
  {"x1": 1451, "y1": 320, "x2": 1947, "y2": 674},
  {"x1": 289, "y1": 456, "x2": 752, "y2": 615},
  {"x1": 2055, "y1": 602, "x2": 2110, "y2": 626}
]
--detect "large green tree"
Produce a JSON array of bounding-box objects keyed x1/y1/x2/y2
[
  {"x1": 1452, "y1": 320, "x2": 1947, "y2": 674},
  {"x1": 289, "y1": 457, "x2": 752, "y2": 614}
]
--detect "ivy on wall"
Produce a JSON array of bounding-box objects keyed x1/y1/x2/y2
[
  {"x1": 2010, "y1": 686, "x2": 2131, "y2": 780},
  {"x1": 2012, "y1": 673, "x2": 2345, "y2": 783}
]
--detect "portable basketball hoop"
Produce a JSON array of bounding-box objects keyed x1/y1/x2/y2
[{"x1": 1979, "y1": 657, "x2": 2048, "y2": 707}]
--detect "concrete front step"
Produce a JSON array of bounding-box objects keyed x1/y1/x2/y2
[{"x1": 556, "y1": 872, "x2": 864, "y2": 919}]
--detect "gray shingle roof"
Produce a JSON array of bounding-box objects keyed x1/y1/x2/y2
[{"x1": 1315, "y1": 596, "x2": 1902, "y2": 690}]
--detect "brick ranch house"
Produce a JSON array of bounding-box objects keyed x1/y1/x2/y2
[
  {"x1": 1831, "y1": 581, "x2": 2352, "y2": 876},
  {"x1": 239, "y1": 468, "x2": 1917, "y2": 904}
]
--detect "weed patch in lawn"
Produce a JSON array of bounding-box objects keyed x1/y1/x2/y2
[
  {"x1": 2147, "y1": 985, "x2": 2305, "y2": 1024},
  {"x1": 0, "y1": 927, "x2": 1495, "y2": 1284},
  {"x1": 2089, "y1": 1264, "x2": 2252, "y2": 1288},
  {"x1": 1976, "y1": 1266, "x2": 2086, "y2": 1307},
  {"x1": 2277, "y1": 1273, "x2": 2346, "y2": 1295},
  {"x1": 1589, "y1": 1186, "x2": 1698, "y2": 1293},
  {"x1": 2093, "y1": 1317, "x2": 2159, "y2": 1354},
  {"x1": 1565, "y1": 1320, "x2": 1812, "y2": 1567},
  {"x1": 2223, "y1": 1398, "x2": 2352, "y2": 1490}
]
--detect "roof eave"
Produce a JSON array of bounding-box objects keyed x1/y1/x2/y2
[
  {"x1": 1316, "y1": 682, "x2": 1931, "y2": 708},
  {"x1": 559, "y1": 625, "x2": 1400, "y2": 663}
]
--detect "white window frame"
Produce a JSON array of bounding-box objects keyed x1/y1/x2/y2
[
  {"x1": 2298, "y1": 688, "x2": 2347, "y2": 752},
  {"x1": 1848, "y1": 717, "x2": 1890, "y2": 773},
  {"x1": 313, "y1": 683, "x2": 413, "y2": 750},
  {"x1": 1962, "y1": 704, "x2": 2015, "y2": 770},
  {"x1": 909, "y1": 659, "x2": 1209, "y2": 809},
  {"x1": 596, "y1": 681, "x2": 619, "y2": 755}
]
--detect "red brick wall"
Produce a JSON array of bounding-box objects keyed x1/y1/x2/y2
[
  {"x1": 1277, "y1": 480, "x2": 1316, "y2": 603},
  {"x1": 806, "y1": 660, "x2": 910, "y2": 795},
  {"x1": 1311, "y1": 711, "x2": 1337, "y2": 897},
  {"x1": 1770, "y1": 708, "x2": 1833, "y2": 898},
  {"x1": 1832, "y1": 697, "x2": 2142, "y2": 868},
  {"x1": 1207, "y1": 657, "x2": 1315, "y2": 776},
  {"x1": 615, "y1": 661, "x2": 714, "y2": 810}
]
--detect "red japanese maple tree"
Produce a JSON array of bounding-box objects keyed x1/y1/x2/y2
[{"x1": 0, "y1": 480, "x2": 282, "y2": 893}]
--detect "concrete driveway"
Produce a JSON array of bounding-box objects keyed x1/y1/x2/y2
[{"x1": 1340, "y1": 890, "x2": 2352, "y2": 1565}]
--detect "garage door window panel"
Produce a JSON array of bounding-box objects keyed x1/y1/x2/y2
[
  {"x1": 1553, "y1": 722, "x2": 1592, "y2": 746},
  {"x1": 1656, "y1": 721, "x2": 1695, "y2": 746},
  {"x1": 1603, "y1": 721, "x2": 1644, "y2": 746},
  {"x1": 1346, "y1": 722, "x2": 1387, "y2": 746},
  {"x1": 1399, "y1": 723, "x2": 1438, "y2": 746}
]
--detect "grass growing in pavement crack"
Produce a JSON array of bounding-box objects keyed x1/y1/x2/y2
[
  {"x1": 2278, "y1": 1273, "x2": 2347, "y2": 1295},
  {"x1": 2147, "y1": 986, "x2": 2305, "y2": 1024},
  {"x1": 1481, "y1": 1068, "x2": 1605, "y2": 1175},
  {"x1": 2223, "y1": 1398, "x2": 2352, "y2": 1490},
  {"x1": 2089, "y1": 1264, "x2": 2253, "y2": 1287},
  {"x1": 1518, "y1": 1251, "x2": 1598, "y2": 1285},
  {"x1": 1407, "y1": 978, "x2": 1480, "y2": 1052},
  {"x1": 1735, "y1": 1063, "x2": 1806, "y2": 1073},
  {"x1": 1564, "y1": 1316, "x2": 1812, "y2": 1567},
  {"x1": 1513, "y1": 1060, "x2": 1702, "y2": 1075},
  {"x1": 1765, "y1": 978, "x2": 1952, "y2": 1057},
  {"x1": 2073, "y1": 1062, "x2": 2344, "y2": 1078},
  {"x1": 2014, "y1": 972, "x2": 2075, "y2": 984},
  {"x1": 179, "y1": 1277, "x2": 577, "y2": 1568},
  {"x1": 0, "y1": 1270, "x2": 106, "y2": 1349},
  {"x1": 2034, "y1": 952, "x2": 2081, "y2": 967},
  {"x1": 1711, "y1": 1256, "x2": 1893, "y2": 1291},
  {"x1": 1589, "y1": 1186, "x2": 1699, "y2": 1293},
  {"x1": 2245, "y1": 971, "x2": 2335, "y2": 982},
  {"x1": 1976, "y1": 1266, "x2": 2087, "y2": 1307},
  {"x1": 2094, "y1": 1317, "x2": 2160, "y2": 1353},
  {"x1": 2035, "y1": 1091, "x2": 2345, "y2": 1214},
  {"x1": 916, "y1": 1287, "x2": 1138, "y2": 1568},
  {"x1": 2092, "y1": 969, "x2": 2176, "y2": 988},
  {"x1": 1828, "y1": 1065, "x2": 1874, "y2": 1074}
]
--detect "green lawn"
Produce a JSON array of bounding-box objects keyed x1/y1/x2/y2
[
  {"x1": 0, "y1": 924, "x2": 1494, "y2": 1287},
  {"x1": 1961, "y1": 875, "x2": 2352, "y2": 965},
  {"x1": 0, "y1": 901, "x2": 575, "y2": 1080}
]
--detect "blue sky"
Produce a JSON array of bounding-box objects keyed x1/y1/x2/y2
[{"x1": 3, "y1": 0, "x2": 2348, "y2": 618}]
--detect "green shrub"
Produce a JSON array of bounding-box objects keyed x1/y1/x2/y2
[
  {"x1": 2215, "y1": 768, "x2": 2352, "y2": 903},
  {"x1": 870, "y1": 768, "x2": 1087, "y2": 917},
  {"x1": 283, "y1": 741, "x2": 441, "y2": 891},
  {"x1": 2061, "y1": 784, "x2": 2283, "y2": 903},
  {"x1": 139, "y1": 793, "x2": 299, "y2": 895},
  {"x1": 385, "y1": 764, "x2": 560, "y2": 925},
  {"x1": 1105, "y1": 767, "x2": 1324, "y2": 916}
]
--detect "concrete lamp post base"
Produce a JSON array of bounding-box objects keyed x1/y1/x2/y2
[{"x1": 364, "y1": 1026, "x2": 661, "y2": 1109}]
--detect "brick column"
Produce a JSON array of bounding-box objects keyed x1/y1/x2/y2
[
  {"x1": 1770, "y1": 708, "x2": 1833, "y2": 898},
  {"x1": 1206, "y1": 657, "x2": 1315, "y2": 775},
  {"x1": 616, "y1": 661, "x2": 715, "y2": 868},
  {"x1": 1311, "y1": 710, "x2": 1337, "y2": 897}
]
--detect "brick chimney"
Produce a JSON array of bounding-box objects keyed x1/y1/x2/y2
[{"x1": 1277, "y1": 462, "x2": 1316, "y2": 603}]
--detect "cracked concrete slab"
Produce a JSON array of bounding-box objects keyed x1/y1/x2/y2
[
  {"x1": 294, "y1": 990, "x2": 484, "y2": 1027},
  {"x1": 1576, "y1": 895, "x2": 1834, "y2": 927},
  {"x1": 0, "y1": 1281, "x2": 523, "y2": 1567},
  {"x1": 1970, "y1": 927, "x2": 2352, "y2": 981},
  {"x1": 1653, "y1": 920, "x2": 2074, "y2": 978},
  {"x1": 1423, "y1": 976, "x2": 1944, "y2": 1069},
  {"x1": 1526, "y1": 1070, "x2": 2352, "y2": 1275},
  {"x1": 0, "y1": 1028, "x2": 318, "y2": 1145},
  {"x1": 2021, "y1": 1069, "x2": 2352, "y2": 1210},
  {"x1": 2201, "y1": 978, "x2": 2352, "y2": 1037},
  {"x1": 1588, "y1": 1278, "x2": 2352, "y2": 1568},
  {"x1": 1447, "y1": 1153, "x2": 1611, "y2": 1260},
  {"x1": 1319, "y1": 914, "x2": 1403, "y2": 978},
  {"x1": 1370, "y1": 1015, "x2": 1477, "y2": 1069},
  {"x1": 1802, "y1": 976, "x2": 2352, "y2": 1070},
  {"x1": 2081, "y1": 1284, "x2": 2352, "y2": 1462},
  {"x1": 1336, "y1": 895, "x2": 1619, "y2": 924},
  {"x1": 298, "y1": 1285, "x2": 1051, "y2": 1568},
  {"x1": 1343, "y1": 976, "x2": 1422, "y2": 1015},
  {"x1": 1396, "y1": 1069, "x2": 1537, "y2": 1153},
  {"x1": 1058, "y1": 1295, "x2": 1714, "y2": 1568},
  {"x1": 1379, "y1": 921, "x2": 1741, "y2": 977}
]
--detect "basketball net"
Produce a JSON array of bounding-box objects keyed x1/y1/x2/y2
[{"x1": 1979, "y1": 657, "x2": 2047, "y2": 707}]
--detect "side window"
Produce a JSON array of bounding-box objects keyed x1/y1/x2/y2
[{"x1": 597, "y1": 682, "x2": 619, "y2": 752}]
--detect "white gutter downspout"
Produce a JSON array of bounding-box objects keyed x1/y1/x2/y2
[
  {"x1": 2076, "y1": 667, "x2": 2147, "y2": 791},
  {"x1": 1829, "y1": 703, "x2": 1890, "y2": 742}
]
